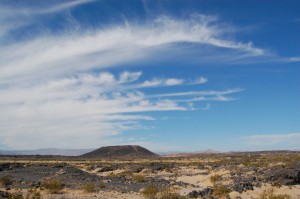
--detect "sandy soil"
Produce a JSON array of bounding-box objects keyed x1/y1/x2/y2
[
  {"x1": 230, "y1": 184, "x2": 300, "y2": 199},
  {"x1": 43, "y1": 189, "x2": 143, "y2": 199}
]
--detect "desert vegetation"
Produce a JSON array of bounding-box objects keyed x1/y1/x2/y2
[
  {"x1": 41, "y1": 178, "x2": 64, "y2": 194},
  {"x1": 0, "y1": 150, "x2": 299, "y2": 198}
]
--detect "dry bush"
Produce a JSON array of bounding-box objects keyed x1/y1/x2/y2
[
  {"x1": 25, "y1": 188, "x2": 42, "y2": 199},
  {"x1": 41, "y1": 178, "x2": 64, "y2": 194},
  {"x1": 213, "y1": 184, "x2": 231, "y2": 198},
  {"x1": 259, "y1": 188, "x2": 291, "y2": 199},
  {"x1": 99, "y1": 181, "x2": 106, "y2": 189},
  {"x1": 83, "y1": 182, "x2": 96, "y2": 193},
  {"x1": 158, "y1": 186, "x2": 184, "y2": 199},
  {"x1": 141, "y1": 184, "x2": 159, "y2": 199},
  {"x1": 8, "y1": 193, "x2": 24, "y2": 199},
  {"x1": 210, "y1": 174, "x2": 222, "y2": 185},
  {"x1": 133, "y1": 174, "x2": 146, "y2": 182},
  {"x1": 0, "y1": 174, "x2": 13, "y2": 187},
  {"x1": 271, "y1": 180, "x2": 283, "y2": 188}
]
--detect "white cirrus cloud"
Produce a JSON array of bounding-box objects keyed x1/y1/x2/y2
[
  {"x1": 240, "y1": 133, "x2": 300, "y2": 147},
  {"x1": 0, "y1": 71, "x2": 187, "y2": 149},
  {"x1": 149, "y1": 88, "x2": 243, "y2": 98},
  {"x1": 139, "y1": 78, "x2": 184, "y2": 88},
  {"x1": 194, "y1": 77, "x2": 208, "y2": 84},
  {"x1": 0, "y1": 12, "x2": 268, "y2": 84},
  {"x1": 164, "y1": 78, "x2": 184, "y2": 86},
  {"x1": 0, "y1": 1, "x2": 250, "y2": 150},
  {"x1": 0, "y1": 70, "x2": 242, "y2": 149},
  {"x1": 119, "y1": 71, "x2": 142, "y2": 83}
]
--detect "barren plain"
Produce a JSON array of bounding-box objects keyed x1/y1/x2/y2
[{"x1": 0, "y1": 151, "x2": 299, "y2": 199}]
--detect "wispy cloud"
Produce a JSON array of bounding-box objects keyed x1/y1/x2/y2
[
  {"x1": 193, "y1": 77, "x2": 208, "y2": 84},
  {"x1": 119, "y1": 71, "x2": 142, "y2": 83},
  {"x1": 0, "y1": 71, "x2": 240, "y2": 149},
  {"x1": 0, "y1": 0, "x2": 96, "y2": 16},
  {"x1": 239, "y1": 133, "x2": 300, "y2": 148},
  {"x1": 0, "y1": 0, "x2": 96, "y2": 40},
  {"x1": 0, "y1": 12, "x2": 269, "y2": 84},
  {"x1": 138, "y1": 78, "x2": 184, "y2": 88},
  {"x1": 149, "y1": 88, "x2": 243, "y2": 98},
  {"x1": 32, "y1": 0, "x2": 97, "y2": 15},
  {"x1": 175, "y1": 95, "x2": 237, "y2": 102},
  {"x1": 0, "y1": 72, "x2": 183, "y2": 149},
  {"x1": 165, "y1": 78, "x2": 184, "y2": 86},
  {"x1": 0, "y1": 1, "x2": 252, "y2": 150},
  {"x1": 294, "y1": 18, "x2": 300, "y2": 22}
]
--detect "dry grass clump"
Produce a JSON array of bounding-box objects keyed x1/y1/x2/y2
[
  {"x1": 142, "y1": 184, "x2": 185, "y2": 199},
  {"x1": 41, "y1": 178, "x2": 64, "y2": 194},
  {"x1": 8, "y1": 193, "x2": 24, "y2": 199},
  {"x1": 210, "y1": 174, "x2": 222, "y2": 185},
  {"x1": 99, "y1": 181, "x2": 106, "y2": 189},
  {"x1": 271, "y1": 179, "x2": 283, "y2": 187},
  {"x1": 158, "y1": 186, "x2": 184, "y2": 199},
  {"x1": 212, "y1": 184, "x2": 231, "y2": 198},
  {"x1": 133, "y1": 174, "x2": 146, "y2": 182},
  {"x1": 141, "y1": 184, "x2": 159, "y2": 199},
  {"x1": 0, "y1": 189, "x2": 37, "y2": 199},
  {"x1": 25, "y1": 188, "x2": 42, "y2": 199},
  {"x1": 259, "y1": 188, "x2": 291, "y2": 199},
  {"x1": 0, "y1": 174, "x2": 13, "y2": 187},
  {"x1": 83, "y1": 182, "x2": 96, "y2": 193}
]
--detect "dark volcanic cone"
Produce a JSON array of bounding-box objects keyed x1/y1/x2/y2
[{"x1": 79, "y1": 145, "x2": 159, "y2": 158}]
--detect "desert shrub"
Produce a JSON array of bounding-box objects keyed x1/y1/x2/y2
[
  {"x1": 25, "y1": 188, "x2": 42, "y2": 199},
  {"x1": 41, "y1": 178, "x2": 64, "y2": 194},
  {"x1": 158, "y1": 186, "x2": 183, "y2": 199},
  {"x1": 242, "y1": 159, "x2": 251, "y2": 167},
  {"x1": 210, "y1": 174, "x2": 222, "y2": 185},
  {"x1": 8, "y1": 193, "x2": 24, "y2": 199},
  {"x1": 285, "y1": 161, "x2": 295, "y2": 169},
  {"x1": 114, "y1": 171, "x2": 133, "y2": 178},
  {"x1": 271, "y1": 180, "x2": 283, "y2": 187},
  {"x1": 169, "y1": 171, "x2": 179, "y2": 183},
  {"x1": 141, "y1": 184, "x2": 159, "y2": 199},
  {"x1": 99, "y1": 181, "x2": 106, "y2": 189},
  {"x1": 83, "y1": 182, "x2": 96, "y2": 193},
  {"x1": 259, "y1": 188, "x2": 291, "y2": 199},
  {"x1": 0, "y1": 174, "x2": 13, "y2": 187},
  {"x1": 213, "y1": 184, "x2": 231, "y2": 198},
  {"x1": 133, "y1": 174, "x2": 146, "y2": 182}
]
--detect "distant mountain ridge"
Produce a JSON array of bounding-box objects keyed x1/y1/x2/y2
[
  {"x1": 80, "y1": 145, "x2": 158, "y2": 158},
  {"x1": 158, "y1": 149, "x2": 220, "y2": 156},
  {"x1": 0, "y1": 148, "x2": 93, "y2": 156}
]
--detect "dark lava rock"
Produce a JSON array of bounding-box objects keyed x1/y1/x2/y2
[
  {"x1": 98, "y1": 165, "x2": 118, "y2": 172},
  {"x1": 231, "y1": 181, "x2": 253, "y2": 193},
  {"x1": 265, "y1": 167, "x2": 300, "y2": 185},
  {"x1": 297, "y1": 171, "x2": 300, "y2": 183},
  {"x1": 199, "y1": 187, "x2": 214, "y2": 197},
  {"x1": 0, "y1": 163, "x2": 23, "y2": 172},
  {"x1": 0, "y1": 191, "x2": 9, "y2": 198},
  {"x1": 148, "y1": 162, "x2": 174, "y2": 171},
  {"x1": 149, "y1": 163, "x2": 165, "y2": 171},
  {"x1": 0, "y1": 163, "x2": 10, "y2": 172},
  {"x1": 188, "y1": 188, "x2": 214, "y2": 199},
  {"x1": 131, "y1": 166, "x2": 144, "y2": 173},
  {"x1": 188, "y1": 190, "x2": 198, "y2": 198}
]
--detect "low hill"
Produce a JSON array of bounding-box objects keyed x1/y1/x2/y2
[{"x1": 80, "y1": 145, "x2": 159, "y2": 158}]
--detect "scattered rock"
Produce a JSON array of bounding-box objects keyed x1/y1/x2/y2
[
  {"x1": 98, "y1": 165, "x2": 118, "y2": 172},
  {"x1": 0, "y1": 191, "x2": 9, "y2": 198}
]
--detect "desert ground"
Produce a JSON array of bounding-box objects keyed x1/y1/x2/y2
[{"x1": 0, "y1": 151, "x2": 299, "y2": 199}]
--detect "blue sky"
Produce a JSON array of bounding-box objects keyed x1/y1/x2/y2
[{"x1": 0, "y1": 0, "x2": 299, "y2": 152}]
